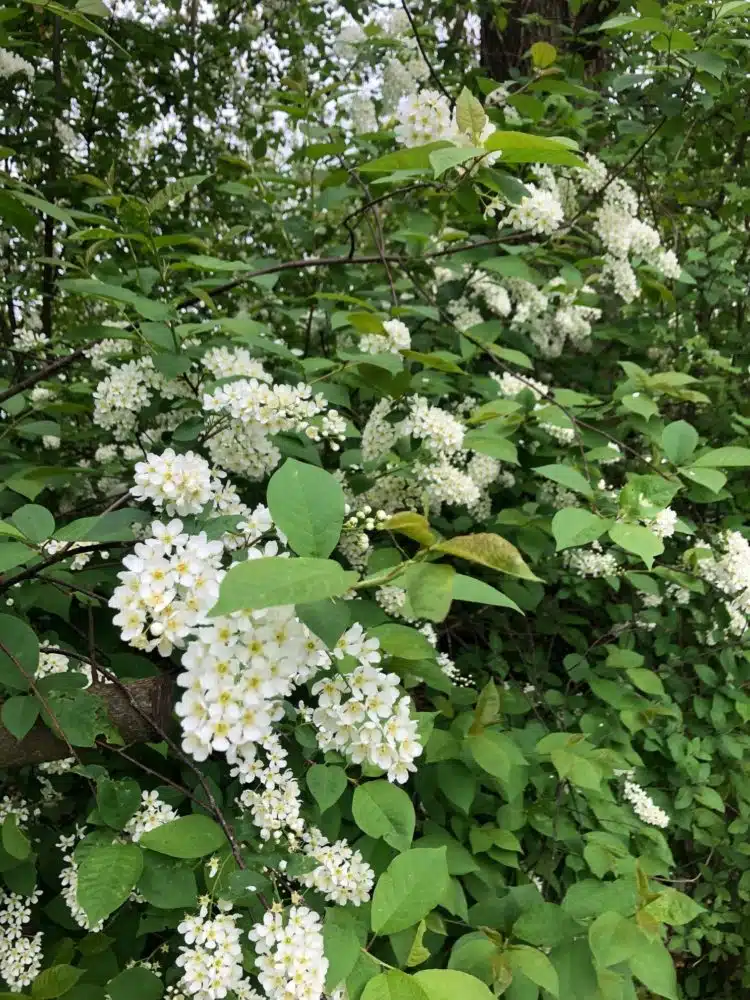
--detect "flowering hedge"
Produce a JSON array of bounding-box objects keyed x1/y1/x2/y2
[{"x1": 1, "y1": 2, "x2": 750, "y2": 999}]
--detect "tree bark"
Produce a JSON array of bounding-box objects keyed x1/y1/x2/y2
[
  {"x1": 480, "y1": 0, "x2": 619, "y2": 81},
  {"x1": 0, "y1": 675, "x2": 173, "y2": 769}
]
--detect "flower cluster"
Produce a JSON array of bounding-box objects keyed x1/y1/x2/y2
[
  {"x1": 235, "y1": 736, "x2": 306, "y2": 842},
  {"x1": 131, "y1": 450, "x2": 219, "y2": 516},
  {"x1": 564, "y1": 542, "x2": 618, "y2": 579},
  {"x1": 0, "y1": 889, "x2": 43, "y2": 991},
  {"x1": 125, "y1": 790, "x2": 178, "y2": 841},
  {"x1": 394, "y1": 88, "x2": 453, "y2": 146},
  {"x1": 622, "y1": 773, "x2": 670, "y2": 828},
  {"x1": 58, "y1": 831, "x2": 103, "y2": 931},
  {"x1": 310, "y1": 646, "x2": 423, "y2": 783},
  {"x1": 248, "y1": 905, "x2": 327, "y2": 1000},
  {"x1": 0, "y1": 47, "x2": 34, "y2": 79},
  {"x1": 300, "y1": 826, "x2": 375, "y2": 905},
  {"x1": 695, "y1": 530, "x2": 750, "y2": 638},
  {"x1": 176, "y1": 904, "x2": 249, "y2": 999},
  {"x1": 500, "y1": 182, "x2": 565, "y2": 236},
  {"x1": 360, "y1": 318, "x2": 411, "y2": 355},
  {"x1": 176, "y1": 586, "x2": 326, "y2": 763}
]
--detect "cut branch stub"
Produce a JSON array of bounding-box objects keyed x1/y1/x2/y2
[{"x1": 0, "y1": 675, "x2": 174, "y2": 769}]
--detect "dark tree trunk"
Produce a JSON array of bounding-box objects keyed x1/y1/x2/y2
[{"x1": 480, "y1": 0, "x2": 619, "y2": 81}]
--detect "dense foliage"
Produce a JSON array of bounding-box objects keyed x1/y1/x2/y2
[{"x1": 2, "y1": 2, "x2": 750, "y2": 999}]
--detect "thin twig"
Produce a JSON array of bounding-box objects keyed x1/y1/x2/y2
[{"x1": 399, "y1": 0, "x2": 453, "y2": 104}]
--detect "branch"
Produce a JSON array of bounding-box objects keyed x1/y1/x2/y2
[
  {"x1": 399, "y1": 0, "x2": 453, "y2": 105},
  {"x1": 0, "y1": 541, "x2": 126, "y2": 593},
  {"x1": 0, "y1": 674, "x2": 173, "y2": 769},
  {"x1": 0, "y1": 345, "x2": 90, "y2": 406}
]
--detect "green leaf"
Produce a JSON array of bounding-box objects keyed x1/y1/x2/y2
[
  {"x1": 507, "y1": 946, "x2": 559, "y2": 996},
  {"x1": 369, "y1": 624, "x2": 435, "y2": 660},
  {"x1": 76, "y1": 843, "x2": 143, "y2": 926},
  {"x1": 137, "y1": 852, "x2": 198, "y2": 910},
  {"x1": 513, "y1": 903, "x2": 578, "y2": 948},
  {"x1": 451, "y1": 574, "x2": 521, "y2": 613},
  {"x1": 58, "y1": 279, "x2": 171, "y2": 321},
  {"x1": 0, "y1": 615, "x2": 38, "y2": 690},
  {"x1": 14, "y1": 192, "x2": 78, "y2": 227},
  {"x1": 212, "y1": 558, "x2": 358, "y2": 616},
  {"x1": 414, "y1": 969, "x2": 494, "y2": 1000},
  {"x1": 463, "y1": 429, "x2": 519, "y2": 464},
  {"x1": 530, "y1": 41, "x2": 557, "y2": 67},
  {"x1": 661, "y1": 421, "x2": 698, "y2": 465},
  {"x1": 692, "y1": 446, "x2": 750, "y2": 467},
  {"x1": 148, "y1": 174, "x2": 209, "y2": 213},
  {"x1": 588, "y1": 912, "x2": 644, "y2": 967},
  {"x1": 362, "y1": 972, "x2": 429, "y2": 1000},
  {"x1": 10, "y1": 504, "x2": 54, "y2": 543},
  {"x1": 139, "y1": 815, "x2": 226, "y2": 858},
  {"x1": 31, "y1": 965, "x2": 83, "y2": 999},
  {"x1": 679, "y1": 467, "x2": 726, "y2": 493},
  {"x1": 1, "y1": 694, "x2": 40, "y2": 740},
  {"x1": 2, "y1": 814, "x2": 30, "y2": 860},
  {"x1": 642, "y1": 888, "x2": 703, "y2": 926},
  {"x1": 353, "y1": 780, "x2": 415, "y2": 852},
  {"x1": 694, "y1": 786, "x2": 724, "y2": 813},
  {"x1": 626, "y1": 667, "x2": 665, "y2": 697},
  {"x1": 96, "y1": 779, "x2": 141, "y2": 829},
  {"x1": 683, "y1": 50, "x2": 726, "y2": 78},
  {"x1": 403, "y1": 563, "x2": 455, "y2": 622},
  {"x1": 0, "y1": 542, "x2": 35, "y2": 574},
  {"x1": 360, "y1": 143, "x2": 452, "y2": 173},
  {"x1": 429, "y1": 146, "x2": 485, "y2": 178},
  {"x1": 307, "y1": 764, "x2": 348, "y2": 813},
  {"x1": 469, "y1": 731, "x2": 525, "y2": 781},
  {"x1": 608, "y1": 522, "x2": 663, "y2": 569},
  {"x1": 551, "y1": 508, "x2": 609, "y2": 551},
  {"x1": 43, "y1": 690, "x2": 118, "y2": 747},
  {"x1": 455, "y1": 87, "x2": 488, "y2": 139},
  {"x1": 267, "y1": 459, "x2": 346, "y2": 557},
  {"x1": 484, "y1": 131, "x2": 584, "y2": 167},
  {"x1": 324, "y1": 907, "x2": 363, "y2": 992},
  {"x1": 371, "y1": 848, "x2": 450, "y2": 935},
  {"x1": 106, "y1": 967, "x2": 164, "y2": 1000},
  {"x1": 382, "y1": 513, "x2": 438, "y2": 548},
  {"x1": 629, "y1": 937, "x2": 678, "y2": 999},
  {"x1": 75, "y1": 0, "x2": 110, "y2": 18},
  {"x1": 435, "y1": 534, "x2": 539, "y2": 581},
  {"x1": 296, "y1": 599, "x2": 350, "y2": 648},
  {"x1": 535, "y1": 464, "x2": 593, "y2": 498}
]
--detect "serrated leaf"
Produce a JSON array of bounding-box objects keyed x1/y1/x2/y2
[
  {"x1": 609, "y1": 522, "x2": 663, "y2": 569},
  {"x1": 371, "y1": 848, "x2": 450, "y2": 935},
  {"x1": 353, "y1": 780, "x2": 415, "y2": 852},
  {"x1": 76, "y1": 842, "x2": 143, "y2": 926},
  {"x1": 552, "y1": 508, "x2": 609, "y2": 551},
  {"x1": 212, "y1": 558, "x2": 358, "y2": 616},
  {"x1": 535, "y1": 464, "x2": 593, "y2": 498},
  {"x1": 31, "y1": 965, "x2": 83, "y2": 999},
  {"x1": 307, "y1": 764, "x2": 348, "y2": 813},
  {"x1": 451, "y1": 574, "x2": 521, "y2": 612},
  {"x1": 267, "y1": 459, "x2": 345, "y2": 557},
  {"x1": 435, "y1": 534, "x2": 539, "y2": 581},
  {"x1": 139, "y1": 815, "x2": 226, "y2": 858}
]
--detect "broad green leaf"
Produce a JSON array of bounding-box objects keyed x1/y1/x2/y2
[
  {"x1": 403, "y1": 563, "x2": 454, "y2": 622},
  {"x1": 429, "y1": 146, "x2": 485, "y2": 178},
  {"x1": 324, "y1": 907, "x2": 363, "y2": 992},
  {"x1": 371, "y1": 848, "x2": 450, "y2": 934},
  {"x1": 608, "y1": 522, "x2": 663, "y2": 569},
  {"x1": 642, "y1": 887, "x2": 703, "y2": 926},
  {"x1": 451, "y1": 574, "x2": 521, "y2": 613},
  {"x1": 507, "y1": 946, "x2": 559, "y2": 996},
  {"x1": 469, "y1": 731, "x2": 525, "y2": 781},
  {"x1": 43, "y1": 690, "x2": 118, "y2": 746},
  {"x1": 448, "y1": 933, "x2": 496, "y2": 981},
  {"x1": 370, "y1": 624, "x2": 435, "y2": 660},
  {"x1": 484, "y1": 131, "x2": 584, "y2": 167},
  {"x1": 513, "y1": 903, "x2": 579, "y2": 948},
  {"x1": 530, "y1": 41, "x2": 557, "y2": 67},
  {"x1": 307, "y1": 764, "x2": 348, "y2": 813},
  {"x1": 353, "y1": 780, "x2": 416, "y2": 852},
  {"x1": 414, "y1": 969, "x2": 494, "y2": 1000},
  {"x1": 267, "y1": 459, "x2": 345, "y2": 557},
  {"x1": 359, "y1": 142, "x2": 452, "y2": 173},
  {"x1": 0, "y1": 615, "x2": 38, "y2": 690},
  {"x1": 661, "y1": 421, "x2": 698, "y2": 465},
  {"x1": 31, "y1": 965, "x2": 83, "y2": 999},
  {"x1": 14, "y1": 191, "x2": 77, "y2": 227},
  {"x1": 551, "y1": 508, "x2": 609, "y2": 551},
  {"x1": 692, "y1": 446, "x2": 750, "y2": 467},
  {"x1": 0, "y1": 542, "x2": 35, "y2": 575},
  {"x1": 382, "y1": 513, "x2": 438, "y2": 548},
  {"x1": 137, "y1": 852, "x2": 198, "y2": 910},
  {"x1": 435, "y1": 534, "x2": 539, "y2": 581},
  {"x1": 1, "y1": 694, "x2": 39, "y2": 740},
  {"x1": 629, "y1": 937, "x2": 678, "y2": 999},
  {"x1": 535, "y1": 464, "x2": 593, "y2": 498},
  {"x1": 58, "y1": 279, "x2": 171, "y2": 321},
  {"x1": 139, "y1": 815, "x2": 226, "y2": 858},
  {"x1": 2, "y1": 814, "x2": 30, "y2": 860},
  {"x1": 106, "y1": 967, "x2": 164, "y2": 1000},
  {"x1": 455, "y1": 87, "x2": 488, "y2": 139},
  {"x1": 10, "y1": 504, "x2": 54, "y2": 543},
  {"x1": 362, "y1": 971, "x2": 430, "y2": 1000},
  {"x1": 96, "y1": 779, "x2": 141, "y2": 829},
  {"x1": 212, "y1": 558, "x2": 358, "y2": 616},
  {"x1": 626, "y1": 667, "x2": 665, "y2": 697},
  {"x1": 463, "y1": 429, "x2": 519, "y2": 464},
  {"x1": 679, "y1": 467, "x2": 726, "y2": 493},
  {"x1": 588, "y1": 912, "x2": 644, "y2": 967},
  {"x1": 296, "y1": 599, "x2": 350, "y2": 648},
  {"x1": 148, "y1": 174, "x2": 209, "y2": 213},
  {"x1": 76, "y1": 842, "x2": 144, "y2": 926}
]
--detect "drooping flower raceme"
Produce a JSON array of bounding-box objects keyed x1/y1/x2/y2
[
  {"x1": 176, "y1": 904, "x2": 250, "y2": 1000},
  {"x1": 248, "y1": 905, "x2": 328, "y2": 1000},
  {"x1": 394, "y1": 88, "x2": 453, "y2": 146}
]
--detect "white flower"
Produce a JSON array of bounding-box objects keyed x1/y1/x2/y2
[
  {"x1": 648, "y1": 507, "x2": 677, "y2": 539},
  {"x1": 623, "y1": 776, "x2": 669, "y2": 828},
  {"x1": 0, "y1": 47, "x2": 34, "y2": 79},
  {"x1": 131, "y1": 449, "x2": 217, "y2": 516},
  {"x1": 125, "y1": 790, "x2": 178, "y2": 841},
  {"x1": 300, "y1": 827, "x2": 374, "y2": 905},
  {"x1": 501, "y1": 183, "x2": 565, "y2": 236},
  {"x1": 564, "y1": 541, "x2": 618, "y2": 578},
  {"x1": 394, "y1": 89, "x2": 453, "y2": 147},
  {"x1": 360, "y1": 318, "x2": 411, "y2": 355}
]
